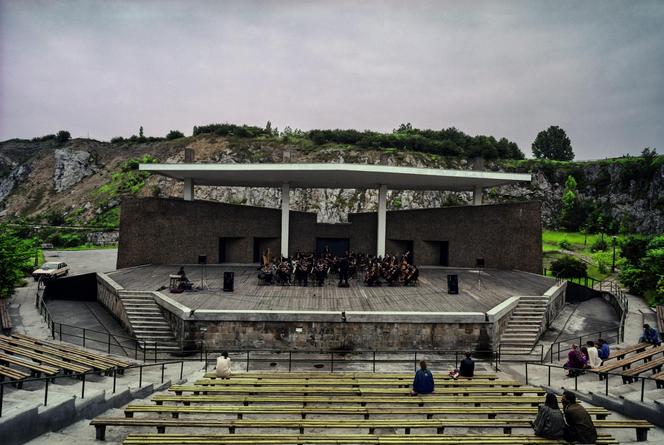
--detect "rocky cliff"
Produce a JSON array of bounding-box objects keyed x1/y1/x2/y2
[{"x1": 0, "y1": 135, "x2": 662, "y2": 234}]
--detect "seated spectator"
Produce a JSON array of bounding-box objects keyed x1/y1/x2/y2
[
  {"x1": 532, "y1": 392, "x2": 565, "y2": 439},
  {"x1": 585, "y1": 341, "x2": 602, "y2": 368},
  {"x1": 639, "y1": 324, "x2": 661, "y2": 346},
  {"x1": 459, "y1": 352, "x2": 475, "y2": 377},
  {"x1": 564, "y1": 344, "x2": 586, "y2": 377},
  {"x1": 215, "y1": 351, "x2": 232, "y2": 379},
  {"x1": 411, "y1": 360, "x2": 434, "y2": 395},
  {"x1": 562, "y1": 390, "x2": 597, "y2": 444},
  {"x1": 596, "y1": 338, "x2": 610, "y2": 361}
]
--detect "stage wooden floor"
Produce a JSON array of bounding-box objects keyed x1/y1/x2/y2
[{"x1": 107, "y1": 266, "x2": 555, "y2": 313}]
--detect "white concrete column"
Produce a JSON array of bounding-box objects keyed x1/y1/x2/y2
[
  {"x1": 281, "y1": 183, "x2": 290, "y2": 258},
  {"x1": 183, "y1": 178, "x2": 194, "y2": 201},
  {"x1": 377, "y1": 184, "x2": 387, "y2": 257},
  {"x1": 473, "y1": 185, "x2": 482, "y2": 206}
]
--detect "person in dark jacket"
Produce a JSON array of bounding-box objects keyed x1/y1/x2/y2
[
  {"x1": 562, "y1": 391, "x2": 597, "y2": 444},
  {"x1": 411, "y1": 360, "x2": 434, "y2": 395},
  {"x1": 532, "y1": 392, "x2": 565, "y2": 439},
  {"x1": 459, "y1": 352, "x2": 475, "y2": 377},
  {"x1": 639, "y1": 324, "x2": 661, "y2": 346},
  {"x1": 597, "y1": 338, "x2": 610, "y2": 361}
]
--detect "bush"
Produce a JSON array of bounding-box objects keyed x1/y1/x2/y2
[
  {"x1": 551, "y1": 255, "x2": 587, "y2": 278},
  {"x1": 166, "y1": 130, "x2": 185, "y2": 140},
  {"x1": 558, "y1": 240, "x2": 571, "y2": 250},
  {"x1": 110, "y1": 136, "x2": 125, "y2": 144},
  {"x1": 590, "y1": 238, "x2": 608, "y2": 252},
  {"x1": 56, "y1": 130, "x2": 71, "y2": 143}
]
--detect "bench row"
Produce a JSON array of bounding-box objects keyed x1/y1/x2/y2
[{"x1": 91, "y1": 417, "x2": 652, "y2": 441}]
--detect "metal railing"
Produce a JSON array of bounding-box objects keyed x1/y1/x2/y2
[
  {"x1": 523, "y1": 361, "x2": 662, "y2": 404},
  {"x1": 0, "y1": 359, "x2": 186, "y2": 418},
  {"x1": 546, "y1": 328, "x2": 622, "y2": 363},
  {"x1": 201, "y1": 347, "x2": 501, "y2": 373}
]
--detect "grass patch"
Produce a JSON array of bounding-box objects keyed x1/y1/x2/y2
[{"x1": 60, "y1": 243, "x2": 118, "y2": 251}]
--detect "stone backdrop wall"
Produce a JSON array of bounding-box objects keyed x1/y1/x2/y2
[{"x1": 118, "y1": 197, "x2": 542, "y2": 273}]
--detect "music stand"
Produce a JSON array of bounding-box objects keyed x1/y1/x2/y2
[
  {"x1": 475, "y1": 258, "x2": 485, "y2": 289},
  {"x1": 197, "y1": 255, "x2": 209, "y2": 290}
]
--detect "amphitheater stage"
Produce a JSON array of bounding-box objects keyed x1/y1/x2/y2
[
  {"x1": 98, "y1": 265, "x2": 564, "y2": 352},
  {"x1": 107, "y1": 265, "x2": 555, "y2": 314}
]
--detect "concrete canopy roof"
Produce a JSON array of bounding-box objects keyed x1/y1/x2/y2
[{"x1": 140, "y1": 163, "x2": 531, "y2": 191}]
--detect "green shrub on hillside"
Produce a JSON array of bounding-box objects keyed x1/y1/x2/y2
[
  {"x1": 551, "y1": 255, "x2": 587, "y2": 278},
  {"x1": 619, "y1": 235, "x2": 664, "y2": 305}
]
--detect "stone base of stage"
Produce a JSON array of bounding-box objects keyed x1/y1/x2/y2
[{"x1": 98, "y1": 266, "x2": 566, "y2": 352}]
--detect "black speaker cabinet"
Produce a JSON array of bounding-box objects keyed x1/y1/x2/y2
[
  {"x1": 223, "y1": 271, "x2": 234, "y2": 292},
  {"x1": 447, "y1": 274, "x2": 459, "y2": 294},
  {"x1": 198, "y1": 255, "x2": 207, "y2": 265}
]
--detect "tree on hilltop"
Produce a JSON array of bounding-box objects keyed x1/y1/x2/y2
[{"x1": 532, "y1": 126, "x2": 574, "y2": 161}]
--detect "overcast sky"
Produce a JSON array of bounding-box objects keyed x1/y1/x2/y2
[{"x1": 1, "y1": 0, "x2": 662, "y2": 159}]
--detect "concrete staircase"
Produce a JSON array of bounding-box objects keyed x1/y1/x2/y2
[
  {"x1": 119, "y1": 292, "x2": 180, "y2": 352},
  {"x1": 499, "y1": 296, "x2": 549, "y2": 355}
]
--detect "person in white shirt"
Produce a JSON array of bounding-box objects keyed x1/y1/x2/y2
[
  {"x1": 585, "y1": 341, "x2": 602, "y2": 369},
  {"x1": 215, "y1": 351, "x2": 232, "y2": 379}
]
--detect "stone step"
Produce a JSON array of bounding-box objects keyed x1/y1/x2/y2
[
  {"x1": 121, "y1": 296, "x2": 156, "y2": 302},
  {"x1": 499, "y1": 348, "x2": 535, "y2": 355},
  {"x1": 124, "y1": 302, "x2": 159, "y2": 306},
  {"x1": 126, "y1": 309, "x2": 163, "y2": 315},
  {"x1": 503, "y1": 327, "x2": 540, "y2": 333},
  {"x1": 132, "y1": 321, "x2": 171, "y2": 327},
  {"x1": 507, "y1": 321, "x2": 542, "y2": 326},
  {"x1": 134, "y1": 326, "x2": 173, "y2": 335},
  {"x1": 512, "y1": 310, "x2": 546, "y2": 315},
  {"x1": 500, "y1": 335, "x2": 537, "y2": 346}
]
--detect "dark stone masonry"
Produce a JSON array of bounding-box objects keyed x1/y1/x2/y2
[{"x1": 117, "y1": 197, "x2": 542, "y2": 273}]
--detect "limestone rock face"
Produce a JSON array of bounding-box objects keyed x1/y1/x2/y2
[
  {"x1": 0, "y1": 163, "x2": 31, "y2": 205},
  {"x1": 53, "y1": 148, "x2": 98, "y2": 192}
]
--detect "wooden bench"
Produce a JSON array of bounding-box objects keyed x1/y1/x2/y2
[
  {"x1": 11, "y1": 333, "x2": 131, "y2": 371},
  {"x1": 124, "y1": 403, "x2": 611, "y2": 420},
  {"x1": 621, "y1": 355, "x2": 664, "y2": 383},
  {"x1": 602, "y1": 342, "x2": 652, "y2": 362},
  {"x1": 653, "y1": 370, "x2": 664, "y2": 389},
  {"x1": 0, "y1": 336, "x2": 114, "y2": 373},
  {"x1": 592, "y1": 344, "x2": 664, "y2": 379},
  {"x1": 121, "y1": 433, "x2": 619, "y2": 444},
  {"x1": 0, "y1": 352, "x2": 59, "y2": 378},
  {"x1": 152, "y1": 394, "x2": 552, "y2": 407},
  {"x1": 169, "y1": 384, "x2": 544, "y2": 397},
  {"x1": 202, "y1": 371, "x2": 498, "y2": 380},
  {"x1": 0, "y1": 300, "x2": 12, "y2": 335},
  {"x1": 0, "y1": 364, "x2": 30, "y2": 388},
  {"x1": 91, "y1": 417, "x2": 650, "y2": 441},
  {"x1": 194, "y1": 378, "x2": 522, "y2": 388},
  {"x1": 0, "y1": 342, "x2": 90, "y2": 374}
]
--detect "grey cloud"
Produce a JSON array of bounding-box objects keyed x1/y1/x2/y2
[{"x1": 1, "y1": 0, "x2": 662, "y2": 159}]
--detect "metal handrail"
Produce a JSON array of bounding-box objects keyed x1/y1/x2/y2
[
  {"x1": 523, "y1": 361, "x2": 662, "y2": 403},
  {"x1": 0, "y1": 359, "x2": 186, "y2": 417}
]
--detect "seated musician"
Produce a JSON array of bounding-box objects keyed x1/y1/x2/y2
[
  {"x1": 314, "y1": 259, "x2": 328, "y2": 286},
  {"x1": 403, "y1": 264, "x2": 419, "y2": 286},
  {"x1": 176, "y1": 266, "x2": 193, "y2": 290},
  {"x1": 276, "y1": 257, "x2": 292, "y2": 285}
]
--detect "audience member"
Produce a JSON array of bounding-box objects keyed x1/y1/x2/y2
[
  {"x1": 639, "y1": 324, "x2": 661, "y2": 346},
  {"x1": 562, "y1": 391, "x2": 597, "y2": 444},
  {"x1": 459, "y1": 352, "x2": 475, "y2": 377},
  {"x1": 596, "y1": 338, "x2": 610, "y2": 361},
  {"x1": 215, "y1": 351, "x2": 232, "y2": 379},
  {"x1": 532, "y1": 392, "x2": 565, "y2": 439},
  {"x1": 585, "y1": 341, "x2": 602, "y2": 368},
  {"x1": 412, "y1": 360, "x2": 435, "y2": 395},
  {"x1": 564, "y1": 344, "x2": 587, "y2": 377}
]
